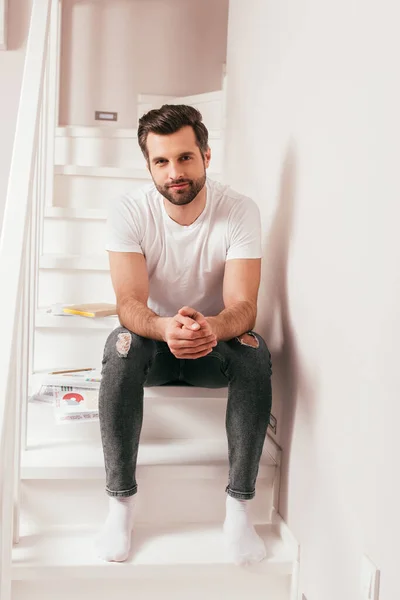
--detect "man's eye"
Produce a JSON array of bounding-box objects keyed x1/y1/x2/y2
[
  {"x1": 181, "y1": 156, "x2": 191, "y2": 161},
  {"x1": 156, "y1": 160, "x2": 166, "y2": 165}
]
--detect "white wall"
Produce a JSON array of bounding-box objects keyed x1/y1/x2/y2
[
  {"x1": 0, "y1": 0, "x2": 32, "y2": 228},
  {"x1": 0, "y1": 0, "x2": 228, "y2": 220},
  {"x1": 225, "y1": 1, "x2": 400, "y2": 599},
  {"x1": 59, "y1": 0, "x2": 229, "y2": 127}
]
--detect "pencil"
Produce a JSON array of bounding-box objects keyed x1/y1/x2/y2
[{"x1": 49, "y1": 368, "x2": 96, "y2": 375}]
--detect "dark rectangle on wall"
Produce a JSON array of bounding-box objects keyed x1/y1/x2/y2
[
  {"x1": 268, "y1": 414, "x2": 277, "y2": 435},
  {"x1": 95, "y1": 111, "x2": 118, "y2": 122}
]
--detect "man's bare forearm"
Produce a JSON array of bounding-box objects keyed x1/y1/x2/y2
[
  {"x1": 118, "y1": 299, "x2": 166, "y2": 340},
  {"x1": 207, "y1": 300, "x2": 257, "y2": 342}
]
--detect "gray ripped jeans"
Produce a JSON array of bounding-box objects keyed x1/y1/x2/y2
[{"x1": 98, "y1": 327, "x2": 272, "y2": 500}]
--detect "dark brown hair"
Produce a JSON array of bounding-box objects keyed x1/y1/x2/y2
[{"x1": 137, "y1": 104, "x2": 209, "y2": 162}]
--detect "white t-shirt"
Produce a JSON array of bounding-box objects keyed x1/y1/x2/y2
[{"x1": 106, "y1": 177, "x2": 262, "y2": 317}]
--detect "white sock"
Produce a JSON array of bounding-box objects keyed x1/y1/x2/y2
[
  {"x1": 223, "y1": 494, "x2": 267, "y2": 565},
  {"x1": 95, "y1": 495, "x2": 135, "y2": 562}
]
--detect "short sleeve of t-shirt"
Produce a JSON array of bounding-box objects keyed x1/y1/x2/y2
[
  {"x1": 105, "y1": 194, "x2": 144, "y2": 254},
  {"x1": 226, "y1": 198, "x2": 262, "y2": 260}
]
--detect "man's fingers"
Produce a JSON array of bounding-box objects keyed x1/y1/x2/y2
[
  {"x1": 178, "y1": 306, "x2": 209, "y2": 330},
  {"x1": 170, "y1": 335, "x2": 216, "y2": 350},
  {"x1": 174, "y1": 313, "x2": 200, "y2": 330},
  {"x1": 175, "y1": 341, "x2": 215, "y2": 355},
  {"x1": 178, "y1": 306, "x2": 204, "y2": 322},
  {"x1": 178, "y1": 306, "x2": 198, "y2": 317},
  {"x1": 176, "y1": 335, "x2": 217, "y2": 352},
  {"x1": 174, "y1": 347, "x2": 214, "y2": 359},
  {"x1": 174, "y1": 310, "x2": 214, "y2": 339}
]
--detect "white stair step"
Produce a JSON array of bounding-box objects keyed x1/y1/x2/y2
[
  {"x1": 21, "y1": 437, "x2": 276, "y2": 479},
  {"x1": 27, "y1": 386, "x2": 230, "y2": 444},
  {"x1": 12, "y1": 522, "x2": 295, "y2": 580},
  {"x1": 37, "y1": 269, "x2": 113, "y2": 307},
  {"x1": 44, "y1": 207, "x2": 107, "y2": 220},
  {"x1": 13, "y1": 574, "x2": 292, "y2": 600},
  {"x1": 33, "y1": 329, "x2": 108, "y2": 373},
  {"x1": 54, "y1": 127, "x2": 223, "y2": 173},
  {"x1": 42, "y1": 217, "x2": 107, "y2": 256},
  {"x1": 35, "y1": 310, "x2": 118, "y2": 329},
  {"x1": 54, "y1": 165, "x2": 221, "y2": 180},
  {"x1": 39, "y1": 254, "x2": 109, "y2": 271},
  {"x1": 53, "y1": 169, "x2": 151, "y2": 209},
  {"x1": 20, "y1": 440, "x2": 277, "y2": 524},
  {"x1": 27, "y1": 389, "x2": 281, "y2": 455},
  {"x1": 19, "y1": 475, "x2": 274, "y2": 527},
  {"x1": 54, "y1": 165, "x2": 151, "y2": 179},
  {"x1": 54, "y1": 128, "x2": 223, "y2": 175},
  {"x1": 52, "y1": 166, "x2": 223, "y2": 212},
  {"x1": 56, "y1": 125, "x2": 222, "y2": 140},
  {"x1": 56, "y1": 126, "x2": 139, "y2": 138},
  {"x1": 29, "y1": 379, "x2": 227, "y2": 399}
]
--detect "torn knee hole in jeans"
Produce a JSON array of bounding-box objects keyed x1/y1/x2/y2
[
  {"x1": 116, "y1": 332, "x2": 132, "y2": 357},
  {"x1": 236, "y1": 332, "x2": 259, "y2": 348}
]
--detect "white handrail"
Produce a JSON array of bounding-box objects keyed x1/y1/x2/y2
[{"x1": 0, "y1": 1, "x2": 52, "y2": 598}]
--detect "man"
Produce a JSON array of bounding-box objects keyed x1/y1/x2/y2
[{"x1": 95, "y1": 105, "x2": 272, "y2": 566}]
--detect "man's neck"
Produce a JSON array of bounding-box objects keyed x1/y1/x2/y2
[{"x1": 163, "y1": 185, "x2": 207, "y2": 226}]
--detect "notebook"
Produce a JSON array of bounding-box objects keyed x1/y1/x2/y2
[{"x1": 62, "y1": 303, "x2": 117, "y2": 318}]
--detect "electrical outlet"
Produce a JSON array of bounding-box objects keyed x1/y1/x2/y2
[{"x1": 360, "y1": 555, "x2": 380, "y2": 600}]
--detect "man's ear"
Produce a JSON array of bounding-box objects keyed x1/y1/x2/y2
[{"x1": 205, "y1": 147, "x2": 211, "y2": 168}]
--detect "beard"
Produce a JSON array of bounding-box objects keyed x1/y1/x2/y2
[{"x1": 154, "y1": 172, "x2": 207, "y2": 206}]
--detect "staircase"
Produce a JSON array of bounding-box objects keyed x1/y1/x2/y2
[
  {"x1": 15, "y1": 386, "x2": 295, "y2": 600},
  {"x1": 0, "y1": 2, "x2": 299, "y2": 599}
]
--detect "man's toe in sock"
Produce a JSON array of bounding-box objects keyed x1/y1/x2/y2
[
  {"x1": 224, "y1": 526, "x2": 266, "y2": 565},
  {"x1": 95, "y1": 527, "x2": 132, "y2": 562}
]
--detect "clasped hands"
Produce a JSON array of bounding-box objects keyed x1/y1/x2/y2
[{"x1": 163, "y1": 306, "x2": 217, "y2": 359}]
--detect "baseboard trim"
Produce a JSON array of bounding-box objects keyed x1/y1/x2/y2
[
  {"x1": 265, "y1": 433, "x2": 282, "y2": 467},
  {"x1": 271, "y1": 508, "x2": 300, "y2": 600}
]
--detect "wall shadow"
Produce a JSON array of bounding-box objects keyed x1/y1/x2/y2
[
  {"x1": 7, "y1": 0, "x2": 31, "y2": 51},
  {"x1": 261, "y1": 142, "x2": 317, "y2": 520},
  {"x1": 59, "y1": 0, "x2": 103, "y2": 126}
]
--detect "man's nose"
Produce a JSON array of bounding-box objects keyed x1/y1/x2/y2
[{"x1": 168, "y1": 161, "x2": 184, "y2": 181}]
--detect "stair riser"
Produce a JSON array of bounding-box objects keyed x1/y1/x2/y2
[
  {"x1": 28, "y1": 396, "x2": 230, "y2": 443},
  {"x1": 13, "y1": 575, "x2": 292, "y2": 600},
  {"x1": 53, "y1": 172, "x2": 149, "y2": 210},
  {"x1": 42, "y1": 219, "x2": 107, "y2": 256},
  {"x1": 20, "y1": 477, "x2": 274, "y2": 527},
  {"x1": 33, "y1": 329, "x2": 107, "y2": 372},
  {"x1": 55, "y1": 136, "x2": 223, "y2": 172},
  {"x1": 38, "y1": 270, "x2": 114, "y2": 308}
]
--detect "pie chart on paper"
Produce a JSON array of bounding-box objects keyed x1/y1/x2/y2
[{"x1": 62, "y1": 392, "x2": 84, "y2": 405}]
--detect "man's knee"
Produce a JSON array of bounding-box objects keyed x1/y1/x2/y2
[
  {"x1": 236, "y1": 332, "x2": 260, "y2": 348},
  {"x1": 104, "y1": 327, "x2": 153, "y2": 360},
  {"x1": 235, "y1": 331, "x2": 272, "y2": 375}
]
